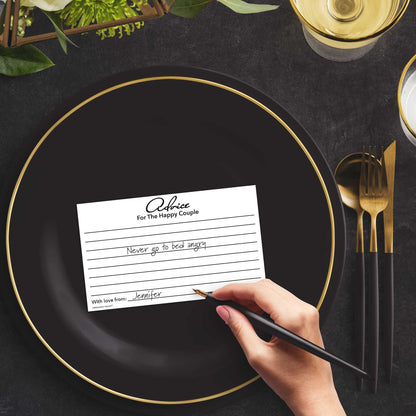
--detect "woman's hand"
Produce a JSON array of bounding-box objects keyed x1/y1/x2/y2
[{"x1": 214, "y1": 279, "x2": 346, "y2": 416}]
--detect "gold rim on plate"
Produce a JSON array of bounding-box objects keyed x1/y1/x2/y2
[{"x1": 6, "y1": 76, "x2": 335, "y2": 404}]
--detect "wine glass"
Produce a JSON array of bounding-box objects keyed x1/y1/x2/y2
[
  {"x1": 398, "y1": 54, "x2": 416, "y2": 146},
  {"x1": 290, "y1": 0, "x2": 410, "y2": 62}
]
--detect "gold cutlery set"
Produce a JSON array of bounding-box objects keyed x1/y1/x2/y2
[{"x1": 335, "y1": 141, "x2": 396, "y2": 393}]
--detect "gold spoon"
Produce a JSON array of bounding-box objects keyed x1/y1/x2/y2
[
  {"x1": 335, "y1": 152, "x2": 365, "y2": 251},
  {"x1": 335, "y1": 152, "x2": 368, "y2": 391}
]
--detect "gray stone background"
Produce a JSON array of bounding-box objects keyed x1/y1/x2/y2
[{"x1": 1, "y1": 1, "x2": 415, "y2": 415}]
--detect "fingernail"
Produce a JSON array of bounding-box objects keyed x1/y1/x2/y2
[{"x1": 216, "y1": 305, "x2": 230, "y2": 324}]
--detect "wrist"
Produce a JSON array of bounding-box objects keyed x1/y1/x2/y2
[{"x1": 286, "y1": 386, "x2": 345, "y2": 416}]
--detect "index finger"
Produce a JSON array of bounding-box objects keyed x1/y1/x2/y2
[{"x1": 213, "y1": 279, "x2": 311, "y2": 325}]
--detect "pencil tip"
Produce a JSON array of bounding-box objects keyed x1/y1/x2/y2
[{"x1": 193, "y1": 288, "x2": 207, "y2": 298}]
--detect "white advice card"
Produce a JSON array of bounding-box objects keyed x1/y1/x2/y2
[{"x1": 76, "y1": 185, "x2": 266, "y2": 312}]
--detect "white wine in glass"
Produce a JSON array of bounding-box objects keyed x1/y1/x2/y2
[{"x1": 291, "y1": 0, "x2": 409, "y2": 61}]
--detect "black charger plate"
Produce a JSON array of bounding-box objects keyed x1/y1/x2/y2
[{"x1": 6, "y1": 67, "x2": 345, "y2": 404}]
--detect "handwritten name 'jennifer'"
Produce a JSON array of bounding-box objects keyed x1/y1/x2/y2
[{"x1": 129, "y1": 290, "x2": 162, "y2": 302}]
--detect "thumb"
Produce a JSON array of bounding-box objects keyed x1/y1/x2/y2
[{"x1": 216, "y1": 305, "x2": 264, "y2": 359}]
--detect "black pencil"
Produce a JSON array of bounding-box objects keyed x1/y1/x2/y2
[{"x1": 193, "y1": 289, "x2": 370, "y2": 379}]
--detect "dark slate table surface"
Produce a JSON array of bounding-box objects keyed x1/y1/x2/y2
[{"x1": 1, "y1": 1, "x2": 416, "y2": 415}]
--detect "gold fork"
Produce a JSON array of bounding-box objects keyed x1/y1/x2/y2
[{"x1": 359, "y1": 146, "x2": 389, "y2": 394}]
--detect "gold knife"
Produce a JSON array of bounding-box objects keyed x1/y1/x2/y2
[{"x1": 383, "y1": 140, "x2": 396, "y2": 383}]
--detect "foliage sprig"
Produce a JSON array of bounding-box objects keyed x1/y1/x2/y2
[{"x1": 60, "y1": 0, "x2": 147, "y2": 39}]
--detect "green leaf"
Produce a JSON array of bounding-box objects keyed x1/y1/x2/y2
[
  {"x1": 0, "y1": 44, "x2": 54, "y2": 76},
  {"x1": 170, "y1": 0, "x2": 213, "y2": 18},
  {"x1": 42, "y1": 10, "x2": 77, "y2": 54},
  {"x1": 218, "y1": 0, "x2": 279, "y2": 14}
]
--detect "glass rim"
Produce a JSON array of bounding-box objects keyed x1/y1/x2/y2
[
  {"x1": 398, "y1": 54, "x2": 416, "y2": 139},
  {"x1": 289, "y1": 0, "x2": 410, "y2": 43}
]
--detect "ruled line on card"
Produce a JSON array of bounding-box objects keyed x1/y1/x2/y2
[
  {"x1": 85, "y1": 232, "x2": 257, "y2": 252},
  {"x1": 86, "y1": 241, "x2": 258, "y2": 261},
  {"x1": 87, "y1": 250, "x2": 259, "y2": 270},
  {"x1": 84, "y1": 223, "x2": 256, "y2": 243},
  {"x1": 89, "y1": 259, "x2": 260, "y2": 279},
  {"x1": 92, "y1": 276, "x2": 261, "y2": 297},
  {"x1": 84, "y1": 214, "x2": 255, "y2": 234},
  {"x1": 90, "y1": 268, "x2": 262, "y2": 288}
]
